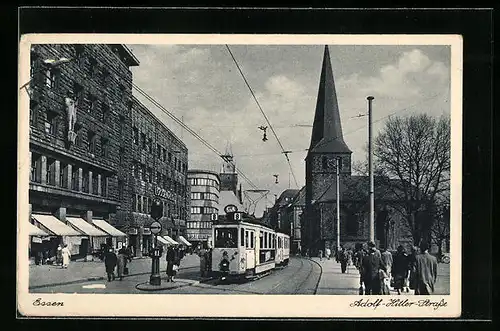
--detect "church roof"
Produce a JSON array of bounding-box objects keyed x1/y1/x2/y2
[
  {"x1": 291, "y1": 186, "x2": 306, "y2": 207},
  {"x1": 276, "y1": 189, "x2": 300, "y2": 208},
  {"x1": 308, "y1": 46, "x2": 351, "y2": 155}
]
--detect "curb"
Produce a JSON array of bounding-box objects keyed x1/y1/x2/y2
[
  {"x1": 29, "y1": 265, "x2": 199, "y2": 290},
  {"x1": 306, "y1": 257, "x2": 323, "y2": 295}
]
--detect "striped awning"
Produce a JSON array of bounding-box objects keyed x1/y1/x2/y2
[
  {"x1": 31, "y1": 214, "x2": 81, "y2": 236},
  {"x1": 178, "y1": 235, "x2": 192, "y2": 246},
  {"x1": 91, "y1": 219, "x2": 127, "y2": 237},
  {"x1": 156, "y1": 236, "x2": 169, "y2": 245},
  {"x1": 163, "y1": 235, "x2": 179, "y2": 245},
  {"x1": 28, "y1": 222, "x2": 49, "y2": 237},
  {"x1": 66, "y1": 217, "x2": 108, "y2": 237}
]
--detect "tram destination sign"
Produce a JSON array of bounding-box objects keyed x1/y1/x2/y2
[
  {"x1": 150, "y1": 221, "x2": 162, "y2": 235},
  {"x1": 224, "y1": 204, "x2": 238, "y2": 214}
]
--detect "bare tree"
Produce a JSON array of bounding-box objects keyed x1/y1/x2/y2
[{"x1": 374, "y1": 114, "x2": 450, "y2": 245}]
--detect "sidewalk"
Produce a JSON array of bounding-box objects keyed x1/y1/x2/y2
[
  {"x1": 29, "y1": 253, "x2": 201, "y2": 289},
  {"x1": 313, "y1": 257, "x2": 450, "y2": 295}
]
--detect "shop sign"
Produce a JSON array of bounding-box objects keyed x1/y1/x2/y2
[
  {"x1": 128, "y1": 228, "x2": 138, "y2": 235},
  {"x1": 143, "y1": 228, "x2": 151, "y2": 235},
  {"x1": 154, "y1": 186, "x2": 174, "y2": 200}
]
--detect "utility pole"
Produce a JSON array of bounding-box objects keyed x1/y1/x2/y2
[
  {"x1": 367, "y1": 96, "x2": 375, "y2": 243},
  {"x1": 336, "y1": 157, "x2": 341, "y2": 253}
]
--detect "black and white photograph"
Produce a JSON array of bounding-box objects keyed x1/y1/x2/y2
[{"x1": 17, "y1": 33, "x2": 462, "y2": 318}]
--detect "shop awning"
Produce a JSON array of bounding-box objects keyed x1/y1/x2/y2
[
  {"x1": 31, "y1": 214, "x2": 81, "y2": 236},
  {"x1": 66, "y1": 217, "x2": 108, "y2": 237},
  {"x1": 163, "y1": 235, "x2": 179, "y2": 245},
  {"x1": 156, "y1": 236, "x2": 169, "y2": 245},
  {"x1": 178, "y1": 235, "x2": 192, "y2": 246},
  {"x1": 91, "y1": 219, "x2": 127, "y2": 237},
  {"x1": 28, "y1": 222, "x2": 49, "y2": 237}
]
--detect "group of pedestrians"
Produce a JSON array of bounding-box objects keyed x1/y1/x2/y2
[
  {"x1": 353, "y1": 241, "x2": 438, "y2": 295},
  {"x1": 165, "y1": 244, "x2": 184, "y2": 282},
  {"x1": 197, "y1": 244, "x2": 213, "y2": 278},
  {"x1": 103, "y1": 245, "x2": 133, "y2": 282}
]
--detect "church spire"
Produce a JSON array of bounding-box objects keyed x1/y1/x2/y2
[{"x1": 308, "y1": 45, "x2": 351, "y2": 154}]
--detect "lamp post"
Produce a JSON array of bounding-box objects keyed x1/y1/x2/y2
[
  {"x1": 367, "y1": 96, "x2": 375, "y2": 243},
  {"x1": 336, "y1": 157, "x2": 341, "y2": 254},
  {"x1": 149, "y1": 199, "x2": 163, "y2": 286}
]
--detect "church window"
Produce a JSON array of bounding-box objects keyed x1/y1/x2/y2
[{"x1": 322, "y1": 156, "x2": 328, "y2": 170}]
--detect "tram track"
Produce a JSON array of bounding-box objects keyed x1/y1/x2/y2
[{"x1": 266, "y1": 257, "x2": 322, "y2": 294}]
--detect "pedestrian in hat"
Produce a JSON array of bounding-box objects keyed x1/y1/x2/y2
[
  {"x1": 361, "y1": 241, "x2": 387, "y2": 295},
  {"x1": 104, "y1": 247, "x2": 117, "y2": 282},
  {"x1": 414, "y1": 241, "x2": 438, "y2": 295}
]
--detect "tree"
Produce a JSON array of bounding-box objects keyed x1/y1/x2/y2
[{"x1": 374, "y1": 114, "x2": 450, "y2": 245}]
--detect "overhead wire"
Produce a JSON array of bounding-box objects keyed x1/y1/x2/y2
[{"x1": 224, "y1": 44, "x2": 300, "y2": 189}]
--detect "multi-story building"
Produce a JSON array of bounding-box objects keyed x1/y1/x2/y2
[
  {"x1": 186, "y1": 170, "x2": 220, "y2": 248},
  {"x1": 110, "y1": 96, "x2": 189, "y2": 257},
  {"x1": 28, "y1": 44, "x2": 139, "y2": 258}
]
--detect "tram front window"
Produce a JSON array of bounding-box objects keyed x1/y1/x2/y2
[{"x1": 214, "y1": 228, "x2": 238, "y2": 248}]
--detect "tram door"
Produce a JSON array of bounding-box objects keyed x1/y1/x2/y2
[{"x1": 245, "y1": 230, "x2": 256, "y2": 270}]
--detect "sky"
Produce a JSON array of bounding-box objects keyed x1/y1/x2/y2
[{"x1": 127, "y1": 44, "x2": 451, "y2": 217}]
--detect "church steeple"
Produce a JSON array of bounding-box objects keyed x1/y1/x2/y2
[{"x1": 308, "y1": 46, "x2": 351, "y2": 154}]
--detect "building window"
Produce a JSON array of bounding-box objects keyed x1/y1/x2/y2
[
  {"x1": 148, "y1": 198, "x2": 152, "y2": 214},
  {"x1": 101, "y1": 103, "x2": 110, "y2": 123},
  {"x1": 157, "y1": 144, "x2": 162, "y2": 159},
  {"x1": 101, "y1": 68, "x2": 110, "y2": 86},
  {"x1": 119, "y1": 147, "x2": 125, "y2": 164},
  {"x1": 141, "y1": 164, "x2": 146, "y2": 181},
  {"x1": 162, "y1": 148, "x2": 166, "y2": 162},
  {"x1": 87, "y1": 131, "x2": 96, "y2": 154},
  {"x1": 30, "y1": 153, "x2": 41, "y2": 183},
  {"x1": 100, "y1": 137, "x2": 109, "y2": 157},
  {"x1": 101, "y1": 176, "x2": 107, "y2": 197},
  {"x1": 119, "y1": 84, "x2": 126, "y2": 100},
  {"x1": 147, "y1": 167, "x2": 152, "y2": 183},
  {"x1": 44, "y1": 68, "x2": 59, "y2": 89},
  {"x1": 133, "y1": 127, "x2": 139, "y2": 145},
  {"x1": 59, "y1": 162, "x2": 67, "y2": 188},
  {"x1": 92, "y1": 174, "x2": 99, "y2": 195},
  {"x1": 168, "y1": 152, "x2": 172, "y2": 163},
  {"x1": 30, "y1": 100, "x2": 38, "y2": 127},
  {"x1": 322, "y1": 156, "x2": 328, "y2": 170},
  {"x1": 147, "y1": 138, "x2": 152, "y2": 153},
  {"x1": 82, "y1": 170, "x2": 89, "y2": 193},
  {"x1": 72, "y1": 166, "x2": 79, "y2": 190},
  {"x1": 46, "y1": 158, "x2": 56, "y2": 186},
  {"x1": 156, "y1": 171, "x2": 161, "y2": 185},
  {"x1": 119, "y1": 115, "x2": 125, "y2": 136},
  {"x1": 30, "y1": 51, "x2": 39, "y2": 80},
  {"x1": 88, "y1": 93, "x2": 97, "y2": 115},
  {"x1": 88, "y1": 57, "x2": 98, "y2": 78},
  {"x1": 191, "y1": 207, "x2": 201, "y2": 214},
  {"x1": 141, "y1": 133, "x2": 146, "y2": 150},
  {"x1": 45, "y1": 111, "x2": 59, "y2": 136},
  {"x1": 75, "y1": 127, "x2": 83, "y2": 147},
  {"x1": 73, "y1": 82, "x2": 84, "y2": 103}
]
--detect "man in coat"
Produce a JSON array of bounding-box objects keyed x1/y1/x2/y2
[
  {"x1": 414, "y1": 241, "x2": 438, "y2": 295},
  {"x1": 361, "y1": 241, "x2": 387, "y2": 295},
  {"x1": 104, "y1": 248, "x2": 117, "y2": 282}
]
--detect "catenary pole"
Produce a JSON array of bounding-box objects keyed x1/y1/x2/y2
[
  {"x1": 367, "y1": 96, "x2": 375, "y2": 243},
  {"x1": 336, "y1": 157, "x2": 341, "y2": 253}
]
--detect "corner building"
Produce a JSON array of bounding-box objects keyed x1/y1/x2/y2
[
  {"x1": 186, "y1": 170, "x2": 220, "y2": 248},
  {"x1": 28, "y1": 44, "x2": 139, "y2": 258},
  {"x1": 110, "y1": 96, "x2": 189, "y2": 257}
]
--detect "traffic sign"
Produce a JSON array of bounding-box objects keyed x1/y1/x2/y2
[
  {"x1": 150, "y1": 221, "x2": 162, "y2": 235},
  {"x1": 210, "y1": 213, "x2": 219, "y2": 221}
]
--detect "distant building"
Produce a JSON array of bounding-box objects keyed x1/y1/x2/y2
[
  {"x1": 187, "y1": 170, "x2": 220, "y2": 248},
  {"x1": 266, "y1": 189, "x2": 300, "y2": 254}
]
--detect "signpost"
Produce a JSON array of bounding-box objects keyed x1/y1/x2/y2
[{"x1": 149, "y1": 201, "x2": 163, "y2": 286}]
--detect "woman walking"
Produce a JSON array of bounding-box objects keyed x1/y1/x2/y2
[
  {"x1": 392, "y1": 245, "x2": 410, "y2": 295},
  {"x1": 166, "y1": 245, "x2": 178, "y2": 282},
  {"x1": 116, "y1": 247, "x2": 128, "y2": 281},
  {"x1": 61, "y1": 244, "x2": 71, "y2": 269},
  {"x1": 198, "y1": 245, "x2": 207, "y2": 277}
]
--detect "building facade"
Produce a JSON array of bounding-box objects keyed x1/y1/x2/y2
[
  {"x1": 28, "y1": 44, "x2": 139, "y2": 258},
  {"x1": 110, "y1": 96, "x2": 189, "y2": 257},
  {"x1": 186, "y1": 170, "x2": 220, "y2": 248}
]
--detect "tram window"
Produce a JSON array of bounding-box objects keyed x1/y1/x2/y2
[
  {"x1": 250, "y1": 232, "x2": 254, "y2": 248},
  {"x1": 245, "y1": 231, "x2": 249, "y2": 248},
  {"x1": 241, "y1": 228, "x2": 245, "y2": 247},
  {"x1": 263, "y1": 232, "x2": 267, "y2": 249},
  {"x1": 259, "y1": 231, "x2": 263, "y2": 248},
  {"x1": 214, "y1": 228, "x2": 238, "y2": 248}
]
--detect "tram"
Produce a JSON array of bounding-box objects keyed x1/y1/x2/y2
[{"x1": 211, "y1": 215, "x2": 290, "y2": 280}]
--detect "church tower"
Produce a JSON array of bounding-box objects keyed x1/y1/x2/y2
[
  {"x1": 220, "y1": 142, "x2": 238, "y2": 195},
  {"x1": 303, "y1": 46, "x2": 353, "y2": 254}
]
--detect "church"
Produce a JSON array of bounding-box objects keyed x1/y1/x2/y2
[{"x1": 301, "y1": 46, "x2": 412, "y2": 255}]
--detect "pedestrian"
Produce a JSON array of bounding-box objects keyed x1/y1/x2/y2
[
  {"x1": 325, "y1": 247, "x2": 331, "y2": 260},
  {"x1": 198, "y1": 244, "x2": 207, "y2": 277},
  {"x1": 392, "y1": 245, "x2": 410, "y2": 295},
  {"x1": 61, "y1": 244, "x2": 71, "y2": 269},
  {"x1": 319, "y1": 249, "x2": 323, "y2": 261},
  {"x1": 339, "y1": 246, "x2": 348, "y2": 274},
  {"x1": 354, "y1": 243, "x2": 366, "y2": 294},
  {"x1": 116, "y1": 247, "x2": 127, "y2": 281},
  {"x1": 361, "y1": 241, "x2": 387, "y2": 295},
  {"x1": 166, "y1": 245, "x2": 178, "y2": 282},
  {"x1": 56, "y1": 244, "x2": 63, "y2": 266},
  {"x1": 414, "y1": 241, "x2": 438, "y2": 295},
  {"x1": 408, "y1": 245, "x2": 419, "y2": 292},
  {"x1": 381, "y1": 246, "x2": 394, "y2": 286},
  {"x1": 104, "y1": 248, "x2": 117, "y2": 282}
]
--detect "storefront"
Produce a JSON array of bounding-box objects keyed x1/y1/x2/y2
[
  {"x1": 91, "y1": 218, "x2": 127, "y2": 250},
  {"x1": 65, "y1": 217, "x2": 108, "y2": 261}
]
